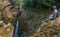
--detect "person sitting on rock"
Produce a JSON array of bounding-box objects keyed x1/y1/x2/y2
[
  {"x1": 48, "y1": 6, "x2": 58, "y2": 21},
  {"x1": 52, "y1": 6, "x2": 58, "y2": 17},
  {"x1": 45, "y1": 6, "x2": 58, "y2": 21},
  {"x1": 41, "y1": 6, "x2": 58, "y2": 23}
]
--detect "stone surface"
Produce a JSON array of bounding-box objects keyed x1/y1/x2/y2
[
  {"x1": 0, "y1": 0, "x2": 19, "y2": 37},
  {"x1": 30, "y1": 16, "x2": 60, "y2": 37}
]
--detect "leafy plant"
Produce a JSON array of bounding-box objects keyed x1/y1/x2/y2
[
  {"x1": 15, "y1": 0, "x2": 56, "y2": 8},
  {"x1": 42, "y1": 0, "x2": 55, "y2": 7}
]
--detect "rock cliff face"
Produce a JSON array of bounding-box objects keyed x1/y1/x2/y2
[
  {"x1": 0, "y1": 21, "x2": 14, "y2": 37},
  {"x1": 30, "y1": 16, "x2": 60, "y2": 37},
  {"x1": 0, "y1": 0, "x2": 19, "y2": 37}
]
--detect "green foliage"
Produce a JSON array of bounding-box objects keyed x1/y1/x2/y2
[
  {"x1": 15, "y1": 0, "x2": 56, "y2": 8},
  {"x1": 12, "y1": 0, "x2": 24, "y2": 6},
  {"x1": 41, "y1": 0, "x2": 55, "y2": 7}
]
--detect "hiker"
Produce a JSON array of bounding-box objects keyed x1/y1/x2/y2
[
  {"x1": 41, "y1": 6, "x2": 59, "y2": 23},
  {"x1": 52, "y1": 6, "x2": 58, "y2": 17},
  {"x1": 48, "y1": 6, "x2": 58, "y2": 21},
  {"x1": 44, "y1": 6, "x2": 58, "y2": 22}
]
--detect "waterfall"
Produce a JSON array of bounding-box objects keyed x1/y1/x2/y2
[{"x1": 13, "y1": 20, "x2": 19, "y2": 37}]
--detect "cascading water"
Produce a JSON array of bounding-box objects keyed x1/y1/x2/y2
[
  {"x1": 13, "y1": 5, "x2": 22, "y2": 37},
  {"x1": 13, "y1": 20, "x2": 19, "y2": 37}
]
